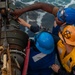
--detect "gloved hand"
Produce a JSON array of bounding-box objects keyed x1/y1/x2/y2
[{"x1": 10, "y1": 8, "x2": 23, "y2": 20}]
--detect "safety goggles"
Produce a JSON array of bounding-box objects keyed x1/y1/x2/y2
[{"x1": 57, "y1": 7, "x2": 66, "y2": 22}]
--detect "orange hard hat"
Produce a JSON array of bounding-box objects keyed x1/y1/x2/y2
[{"x1": 59, "y1": 25, "x2": 75, "y2": 46}]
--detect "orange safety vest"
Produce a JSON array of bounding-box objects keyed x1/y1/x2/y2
[{"x1": 57, "y1": 40, "x2": 75, "y2": 72}]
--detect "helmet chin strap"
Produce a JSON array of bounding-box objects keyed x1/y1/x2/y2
[
  {"x1": 61, "y1": 32, "x2": 66, "y2": 43},
  {"x1": 60, "y1": 23, "x2": 67, "y2": 43},
  {"x1": 61, "y1": 22, "x2": 66, "y2": 26}
]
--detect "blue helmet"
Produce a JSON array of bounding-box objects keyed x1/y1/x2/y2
[
  {"x1": 34, "y1": 32, "x2": 54, "y2": 54},
  {"x1": 57, "y1": 7, "x2": 75, "y2": 25}
]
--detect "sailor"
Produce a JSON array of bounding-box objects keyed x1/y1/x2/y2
[
  {"x1": 11, "y1": 2, "x2": 75, "y2": 26},
  {"x1": 51, "y1": 25, "x2": 75, "y2": 75},
  {"x1": 17, "y1": 18, "x2": 59, "y2": 75}
]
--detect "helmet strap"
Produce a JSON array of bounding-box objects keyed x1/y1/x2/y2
[
  {"x1": 61, "y1": 22, "x2": 66, "y2": 26},
  {"x1": 60, "y1": 31, "x2": 66, "y2": 43},
  {"x1": 59, "y1": 22, "x2": 67, "y2": 43}
]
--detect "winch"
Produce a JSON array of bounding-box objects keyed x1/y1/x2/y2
[{"x1": 0, "y1": 0, "x2": 29, "y2": 75}]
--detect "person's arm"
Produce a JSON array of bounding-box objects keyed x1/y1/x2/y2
[
  {"x1": 18, "y1": 18, "x2": 40, "y2": 33},
  {"x1": 11, "y1": 2, "x2": 59, "y2": 18},
  {"x1": 18, "y1": 18, "x2": 31, "y2": 28},
  {"x1": 52, "y1": 20, "x2": 60, "y2": 36},
  {"x1": 58, "y1": 68, "x2": 70, "y2": 75}
]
